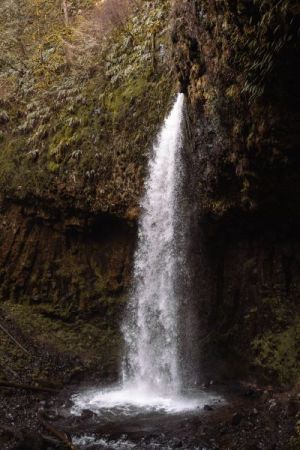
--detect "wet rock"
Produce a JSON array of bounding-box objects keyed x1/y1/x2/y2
[
  {"x1": 57, "y1": 407, "x2": 73, "y2": 419},
  {"x1": 268, "y1": 399, "x2": 277, "y2": 410},
  {"x1": 81, "y1": 409, "x2": 96, "y2": 420},
  {"x1": 243, "y1": 387, "x2": 263, "y2": 399},
  {"x1": 287, "y1": 399, "x2": 300, "y2": 416},
  {"x1": 231, "y1": 412, "x2": 243, "y2": 426},
  {"x1": 203, "y1": 380, "x2": 214, "y2": 389},
  {"x1": 203, "y1": 404, "x2": 213, "y2": 411},
  {"x1": 172, "y1": 437, "x2": 183, "y2": 447},
  {"x1": 250, "y1": 408, "x2": 259, "y2": 417},
  {"x1": 12, "y1": 431, "x2": 46, "y2": 450},
  {"x1": 44, "y1": 410, "x2": 59, "y2": 421}
]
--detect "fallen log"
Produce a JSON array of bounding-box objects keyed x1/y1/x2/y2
[
  {"x1": 0, "y1": 381, "x2": 60, "y2": 394},
  {"x1": 0, "y1": 322, "x2": 31, "y2": 356},
  {"x1": 38, "y1": 411, "x2": 78, "y2": 450}
]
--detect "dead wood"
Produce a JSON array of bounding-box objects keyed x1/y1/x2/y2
[
  {"x1": 0, "y1": 381, "x2": 60, "y2": 394},
  {"x1": 38, "y1": 411, "x2": 78, "y2": 450},
  {"x1": 0, "y1": 322, "x2": 31, "y2": 356}
]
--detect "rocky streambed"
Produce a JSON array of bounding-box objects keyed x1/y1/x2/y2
[
  {"x1": 1, "y1": 379, "x2": 300, "y2": 450},
  {"x1": 0, "y1": 274, "x2": 300, "y2": 450}
]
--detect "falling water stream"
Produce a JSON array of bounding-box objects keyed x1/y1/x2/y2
[
  {"x1": 71, "y1": 94, "x2": 221, "y2": 447},
  {"x1": 122, "y1": 93, "x2": 184, "y2": 394}
]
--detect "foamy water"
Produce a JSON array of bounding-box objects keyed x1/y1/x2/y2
[
  {"x1": 71, "y1": 383, "x2": 221, "y2": 417},
  {"x1": 73, "y1": 435, "x2": 136, "y2": 449}
]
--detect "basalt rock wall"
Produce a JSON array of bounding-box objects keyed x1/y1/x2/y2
[
  {"x1": 173, "y1": 0, "x2": 300, "y2": 384},
  {"x1": 0, "y1": 0, "x2": 173, "y2": 379},
  {"x1": 0, "y1": 202, "x2": 134, "y2": 309},
  {"x1": 0, "y1": 200, "x2": 136, "y2": 378},
  {"x1": 1, "y1": 0, "x2": 300, "y2": 386}
]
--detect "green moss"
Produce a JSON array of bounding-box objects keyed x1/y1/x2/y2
[
  {"x1": 47, "y1": 161, "x2": 59, "y2": 172},
  {"x1": 0, "y1": 0, "x2": 173, "y2": 215},
  {"x1": 106, "y1": 77, "x2": 150, "y2": 119},
  {"x1": 2, "y1": 300, "x2": 125, "y2": 376},
  {"x1": 0, "y1": 137, "x2": 25, "y2": 190},
  {"x1": 251, "y1": 315, "x2": 300, "y2": 384}
]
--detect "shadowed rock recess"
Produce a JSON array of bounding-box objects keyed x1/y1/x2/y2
[
  {"x1": 0, "y1": 0, "x2": 300, "y2": 391},
  {"x1": 172, "y1": 0, "x2": 300, "y2": 384}
]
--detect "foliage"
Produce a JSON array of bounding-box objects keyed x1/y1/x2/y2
[
  {"x1": 1, "y1": 300, "x2": 124, "y2": 378},
  {"x1": 230, "y1": 0, "x2": 300, "y2": 101},
  {"x1": 71, "y1": 0, "x2": 138, "y2": 58},
  {"x1": 252, "y1": 314, "x2": 300, "y2": 384},
  {"x1": 0, "y1": 0, "x2": 173, "y2": 215}
]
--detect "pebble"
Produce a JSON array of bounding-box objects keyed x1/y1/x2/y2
[
  {"x1": 203, "y1": 404, "x2": 213, "y2": 411},
  {"x1": 268, "y1": 399, "x2": 277, "y2": 410}
]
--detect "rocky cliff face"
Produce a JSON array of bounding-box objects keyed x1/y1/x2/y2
[
  {"x1": 0, "y1": 202, "x2": 135, "y2": 379},
  {"x1": 172, "y1": 0, "x2": 300, "y2": 384},
  {"x1": 1, "y1": 0, "x2": 299, "y2": 387},
  {"x1": 0, "y1": 0, "x2": 173, "y2": 380}
]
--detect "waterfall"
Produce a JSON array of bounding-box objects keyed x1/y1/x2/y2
[
  {"x1": 122, "y1": 93, "x2": 185, "y2": 394},
  {"x1": 71, "y1": 93, "x2": 221, "y2": 415}
]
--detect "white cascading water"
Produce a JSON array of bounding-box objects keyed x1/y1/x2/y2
[
  {"x1": 122, "y1": 93, "x2": 185, "y2": 394},
  {"x1": 71, "y1": 94, "x2": 220, "y2": 416}
]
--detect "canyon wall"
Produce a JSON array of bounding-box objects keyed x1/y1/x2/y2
[
  {"x1": 1, "y1": 0, "x2": 300, "y2": 386},
  {"x1": 173, "y1": 0, "x2": 300, "y2": 384},
  {"x1": 0, "y1": 0, "x2": 172, "y2": 380}
]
